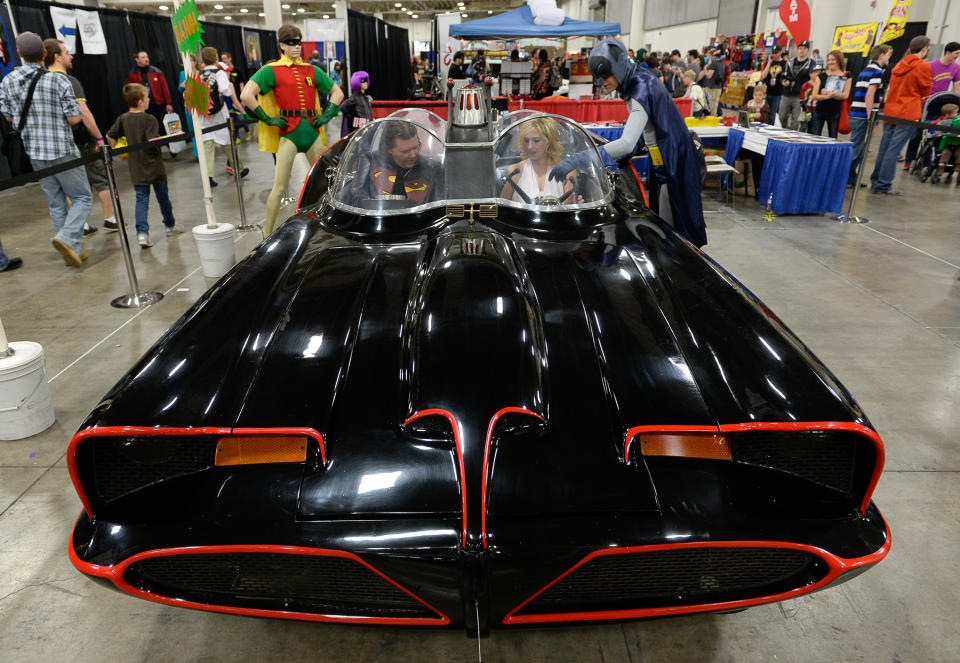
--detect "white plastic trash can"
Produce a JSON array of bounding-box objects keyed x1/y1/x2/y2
[
  {"x1": 0, "y1": 341, "x2": 56, "y2": 440},
  {"x1": 192, "y1": 222, "x2": 237, "y2": 278}
]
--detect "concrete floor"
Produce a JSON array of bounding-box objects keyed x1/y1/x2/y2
[{"x1": 1, "y1": 124, "x2": 958, "y2": 662}]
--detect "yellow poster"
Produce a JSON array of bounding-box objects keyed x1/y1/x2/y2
[
  {"x1": 832, "y1": 23, "x2": 880, "y2": 56},
  {"x1": 878, "y1": 0, "x2": 913, "y2": 45}
]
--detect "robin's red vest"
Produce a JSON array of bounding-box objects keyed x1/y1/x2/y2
[{"x1": 272, "y1": 64, "x2": 318, "y2": 134}]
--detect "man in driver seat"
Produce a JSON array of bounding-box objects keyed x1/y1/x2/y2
[{"x1": 364, "y1": 121, "x2": 441, "y2": 205}]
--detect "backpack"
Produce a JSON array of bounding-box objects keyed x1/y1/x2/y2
[
  {"x1": 199, "y1": 68, "x2": 224, "y2": 115},
  {"x1": 548, "y1": 64, "x2": 562, "y2": 90}
]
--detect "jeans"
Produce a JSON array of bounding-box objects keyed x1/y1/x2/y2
[
  {"x1": 134, "y1": 179, "x2": 176, "y2": 234},
  {"x1": 904, "y1": 127, "x2": 923, "y2": 164},
  {"x1": 779, "y1": 95, "x2": 803, "y2": 130},
  {"x1": 848, "y1": 116, "x2": 869, "y2": 183},
  {"x1": 870, "y1": 123, "x2": 914, "y2": 192},
  {"x1": 0, "y1": 238, "x2": 8, "y2": 270},
  {"x1": 30, "y1": 156, "x2": 93, "y2": 254},
  {"x1": 767, "y1": 95, "x2": 782, "y2": 121},
  {"x1": 810, "y1": 111, "x2": 839, "y2": 138}
]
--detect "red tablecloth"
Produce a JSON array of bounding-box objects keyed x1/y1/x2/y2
[
  {"x1": 370, "y1": 97, "x2": 692, "y2": 123},
  {"x1": 371, "y1": 100, "x2": 448, "y2": 119}
]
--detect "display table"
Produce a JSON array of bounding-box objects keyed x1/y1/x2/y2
[
  {"x1": 508, "y1": 99, "x2": 627, "y2": 122},
  {"x1": 584, "y1": 124, "x2": 730, "y2": 142},
  {"x1": 724, "y1": 126, "x2": 852, "y2": 215}
]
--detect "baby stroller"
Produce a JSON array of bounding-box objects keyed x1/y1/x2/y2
[{"x1": 909, "y1": 91, "x2": 960, "y2": 182}]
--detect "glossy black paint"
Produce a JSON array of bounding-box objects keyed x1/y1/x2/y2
[{"x1": 70, "y1": 144, "x2": 888, "y2": 633}]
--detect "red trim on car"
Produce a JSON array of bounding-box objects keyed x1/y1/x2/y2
[
  {"x1": 67, "y1": 426, "x2": 325, "y2": 519},
  {"x1": 629, "y1": 160, "x2": 650, "y2": 208},
  {"x1": 481, "y1": 407, "x2": 545, "y2": 549},
  {"x1": 503, "y1": 529, "x2": 892, "y2": 625},
  {"x1": 68, "y1": 535, "x2": 450, "y2": 626},
  {"x1": 403, "y1": 409, "x2": 468, "y2": 548},
  {"x1": 624, "y1": 422, "x2": 886, "y2": 514}
]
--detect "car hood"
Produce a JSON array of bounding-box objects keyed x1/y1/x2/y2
[{"x1": 90, "y1": 216, "x2": 863, "y2": 531}]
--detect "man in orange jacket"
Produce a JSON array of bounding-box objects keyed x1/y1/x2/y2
[{"x1": 869, "y1": 35, "x2": 933, "y2": 194}]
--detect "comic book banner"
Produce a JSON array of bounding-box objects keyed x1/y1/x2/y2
[
  {"x1": 172, "y1": 0, "x2": 204, "y2": 55},
  {"x1": 778, "y1": 0, "x2": 810, "y2": 45},
  {"x1": 183, "y1": 71, "x2": 211, "y2": 116},
  {"x1": 76, "y1": 9, "x2": 107, "y2": 55},
  {"x1": 878, "y1": 0, "x2": 913, "y2": 45},
  {"x1": 832, "y1": 22, "x2": 879, "y2": 56}
]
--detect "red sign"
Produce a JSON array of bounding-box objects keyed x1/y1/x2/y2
[{"x1": 779, "y1": 0, "x2": 811, "y2": 45}]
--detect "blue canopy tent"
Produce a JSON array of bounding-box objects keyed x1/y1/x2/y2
[{"x1": 448, "y1": 6, "x2": 620, "y2": 38}]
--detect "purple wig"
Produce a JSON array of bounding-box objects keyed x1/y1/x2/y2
[{"x1": 350, "y1": 70, "x2": 369, "y2": 91}]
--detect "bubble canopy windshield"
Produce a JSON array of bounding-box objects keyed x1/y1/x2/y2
[{"x1": 328, "y1": 114, "x2": 613, "y2": 217}]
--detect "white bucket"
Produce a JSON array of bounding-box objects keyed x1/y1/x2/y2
[
  {"x1": 192, "y1": 222, "x2": 237, "y2": 278},
  {"x1": 0, "y1": 341, "x2": 56, "y2": 441}
]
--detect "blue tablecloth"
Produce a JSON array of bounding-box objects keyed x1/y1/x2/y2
[
  {"x1": 587, "y1": 126, "x2": 623, "y2": 141},
  {"x1": 725, "y1": 127, "x2": 853, "y2": 215}
]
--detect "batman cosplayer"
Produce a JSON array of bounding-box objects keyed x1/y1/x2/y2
[{"x1": 555, "y1": 39, "x2": 706, "y2": 247}]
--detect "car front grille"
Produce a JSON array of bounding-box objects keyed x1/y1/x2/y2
[
  {"x1": 91, "y1": 435, "x2": 218, "y2": 503},
  {"x1": 514, "y1": 546, "x2": 828, "y2": 616},
  {"x1": 730, "y1": 430, "x2": 866, "y2": 495},
  {"x1": 124, "y1": 552, "x2": 439, "y2": 619}
]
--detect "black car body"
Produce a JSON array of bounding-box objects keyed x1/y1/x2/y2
[{"x1": 68, "y1": 101, "x2": 889, "y2": 635}]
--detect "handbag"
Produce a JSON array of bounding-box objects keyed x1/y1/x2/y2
[{"x1": 1, "y1": 70, "x2": 46, "y2": 176}]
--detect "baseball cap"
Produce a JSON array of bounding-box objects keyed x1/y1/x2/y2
[
  {"x1": 772, "y1": 45, "x2": 783, "y2": 53},
  {"x1": 15, "y1": 31, "x2": 44, "y2": 60},
  {"x1": 798, "y1": 41, "x2": 811, "y2": 48}
]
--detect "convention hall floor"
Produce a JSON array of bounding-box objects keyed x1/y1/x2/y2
[{"x1": 1, "y1": 123, "x2": 958, "y2": 662}]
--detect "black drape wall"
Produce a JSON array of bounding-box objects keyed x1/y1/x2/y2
[
  {"x1": 348, "y1": 9, "x2": 411, "y2": 100},
  {"x1": 128, "y1": 11, "x2": 184, "y2": 119}
]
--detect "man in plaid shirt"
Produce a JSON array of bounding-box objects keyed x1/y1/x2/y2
[{"x1": 0, "y1": 32, "x2": 92, "y2": 267}]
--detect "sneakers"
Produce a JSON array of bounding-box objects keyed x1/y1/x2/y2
[
  {"x1": 103, "y1": 219, "x2": 119, "y2": 232},
  {"x1": 81, "y1": 249, "x2": 89, "y2": 262},
  {"x1": 0, "y1": 257, "x2": 22, "y2": 273},
  {"x1": 165, "y1": 224, "x2": 184, "y2": 236},
  {"x1": 209, "y1": 177, "x2": 219, "y2": 188},
  {"x1": 138, "y1": 232, "x2": 153, "y2": 248},
  {"x1": 240, "y1": 167, "x2": 249, "y2": 178},
  {"x1": 52, "y1": 237, "x2": 83, "y2": 267},
  {"x1": 226, "y1": 165, "x2": 234, "y2": 176},
  {"x1": 83, "y1": 222, "x2": 98, "y2": 236}
]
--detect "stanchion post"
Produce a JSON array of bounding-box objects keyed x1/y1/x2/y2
[
  {"x1": 836, "y1": 108, "x2": 878, "y2": 224},
  {"x1": 101, "y1": 144, "x2": 164, "y2": 309},
  {"x1": 229, "y1": 114, "x2": 256, "y2": 232}
]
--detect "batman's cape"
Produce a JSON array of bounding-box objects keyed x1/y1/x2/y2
[{"x1": 622, "y1": 68, "x2": 707, "y2": 247}]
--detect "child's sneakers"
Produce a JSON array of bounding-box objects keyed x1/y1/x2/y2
[
  {"x1": 165, "y1": 225, "x2": 184, "y2": 236},
  {"x1": 138, "y1": 232, "x2": 153, "y2": 248}
]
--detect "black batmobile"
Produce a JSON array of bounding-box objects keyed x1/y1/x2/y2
[{"x1": 68, "y1": 100, "x2": 889, "y2": 636}]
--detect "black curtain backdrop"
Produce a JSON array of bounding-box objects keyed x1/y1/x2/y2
[
  {"x1": 9, "y1": 0, "x2": 135, "y2": 144},
  {"x1": 200, "y1": 20, "x2": 248, "y2": 84},
  {"x1": 128, "y1": 11, "x2": 184, "y2": 119},
  {"x1": 256, "y1": 28, "x2": 278, "y2": 65},
  {"x1": 348, "y1": 9, "x2": 411, "y2": 101}
]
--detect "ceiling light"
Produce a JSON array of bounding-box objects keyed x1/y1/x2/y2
[
  {"x1": 282, "y1": 3, "x2": 290, "y2": 8},
  {"x1": 394, "y1": 1, "x2": 401, "y2": 5},
  {"x1": 411, "y1": 14, "x2": 418, "y2": 18},
  {"x1": 462, "y1": 13, "x2": 468, "y2": 17},
  {"x1": 457, "y1": 2, "x2": 464, "y2": 5},
  {"x1": 297, "y1": 7, "x2": 305, "y2": 12},
  {"x1": 214, "y1": 3, "x2": 223, "y2": 8},
  {"x1": 159, "y1": 4, "x2": 169, "y2": 10},
  {"x1": 224, "y1": 15, "x2": 232, "y2": 20},
  {"x1": 488, "y1": 10, "x2": 492, "y2": 13},
  {"x1": 239, "y1": 8, "x2": 248, "y2": 13},
  {"x1": 258, "y1": 11, "x2": 265, "y2": 16},
  {"x1": 323, "y1": 14, "x2": 329, "y2": 19}
]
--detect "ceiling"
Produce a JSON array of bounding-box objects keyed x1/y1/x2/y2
[{"x1": 99, "y1": 0, "x2": 526, "y2": 24}]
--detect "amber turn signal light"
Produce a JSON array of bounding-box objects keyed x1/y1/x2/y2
[
  {"x1": 638, "y1": 433, "x2": 732, "y2": 460},
  {"x1": 215, "y1": 435, "x2": 308, "y2": 466}
]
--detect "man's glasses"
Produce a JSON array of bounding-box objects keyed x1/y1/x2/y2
[{"x1": 280, "y1": 39, "x2": 302, "y2": 46}]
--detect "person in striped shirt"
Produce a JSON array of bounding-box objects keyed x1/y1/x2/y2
[{"x1": 848, "y1": 44, "x2": 892, "y2": 187}]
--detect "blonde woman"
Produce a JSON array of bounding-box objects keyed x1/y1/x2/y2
[{"x1": 501, "y1": 118, "x2": 575, "y2": 203}]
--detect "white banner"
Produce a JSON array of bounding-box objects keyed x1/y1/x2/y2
[
  {"x1": 76, "y1": 9, "x2": 107, "y2": 55},
  {"x1": 436, "y1": 12, "x2": 461, "y2": 81},
  {"x1": 303, "y1": 18, "x2": 345, "y2": 43},
  {"x1": 50, "y1": 6, "x2": 77, "y2": 53}
]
